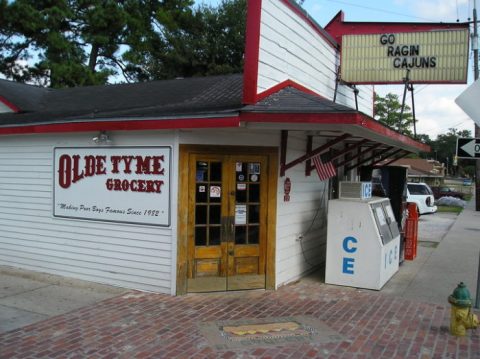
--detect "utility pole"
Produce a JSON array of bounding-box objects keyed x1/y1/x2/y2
[{"x1": 474, "y1": 0, "x2": 480, "y2": 211}]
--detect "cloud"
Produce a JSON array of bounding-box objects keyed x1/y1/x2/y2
[{"x1": 376, "y1": 84, "x2": 474, "y2": 139}]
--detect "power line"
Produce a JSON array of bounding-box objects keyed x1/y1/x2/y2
[
  {"x1": 420, "y1": 119, "x2": 473, "y2": 135},
  {"x1": 323, "y1": 0, "x2": 437, "y2": 22}
]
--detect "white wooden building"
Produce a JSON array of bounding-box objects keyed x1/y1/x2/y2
[{"x1": 0, "y1": 0, "x2": 429, "y2": 295}]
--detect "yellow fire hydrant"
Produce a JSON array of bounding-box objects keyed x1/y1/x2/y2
[{"x1": 448, "y1": 282, "x2": 479, "y2": 336}]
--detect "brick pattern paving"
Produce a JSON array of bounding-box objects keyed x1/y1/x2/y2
[{"x1": 1, "y1": 278, "x2": 479, "y2": 358}]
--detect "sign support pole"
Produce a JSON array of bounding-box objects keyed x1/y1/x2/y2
[
  {"x1": 474, "y1": 0, "x2": 480, "y2": 211},
  {"x1": 400, "y1": 70, "x2": 410, "y2": 129},
  {"x1": 408, "y1": 84, "x2": 417, "y2": 138}
]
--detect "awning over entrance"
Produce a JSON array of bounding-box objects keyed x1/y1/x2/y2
[{"x1": 240, "y1": 86, "x2": 429, "y2": 176}]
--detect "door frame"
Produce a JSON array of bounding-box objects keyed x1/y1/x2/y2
[{"x1": 176, "y1": 144, "x2": 278, "y2": 295}]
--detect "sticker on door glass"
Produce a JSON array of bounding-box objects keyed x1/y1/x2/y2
[
  {"x1": 237, "y1": 183, "x2": 247, "y2": 191},
  {"x1": 249, "y1": 163, "x2": 260, "y2": 174},
  {"x1": 210, "y1": 186, "x2": 221, "y2": 198},
  {"x1": 235, "y1": 204, "x2": 247, "y2": 225},
  {"x1": 250, "y1": 174, "x2": 259, "y2": 182},
  {"x1": 196, "y1": 170, "x2": 206, "y2": 182},
  {"x1": 238, "y1": 174, "x2": 245, "y2": 182},
  {"x1": 198, "y1": 185, "x2": 206, "y2": 193},
  {"x1": 236, "y1": 162, "x2": 243, "y2": 172}
]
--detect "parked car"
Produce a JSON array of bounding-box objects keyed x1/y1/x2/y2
[
  {"x1": 406, "y1": 182, "x2": 437, "y2": 215},
  {"x1": 430, "y1": 186, "x2": 465, "y2": 200}
]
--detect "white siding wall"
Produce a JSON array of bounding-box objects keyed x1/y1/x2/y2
[
  {"x1": 0, "y1": 127, "x2": 330, "y2": 293},
  {"x1": 258, "y1": 0, "x2": 374, "y2": 116},
  {"x1": 0, "y1": 131, "x2": 178, "y2": 294},
  {"x1": 275, "y1": 133, "x2": 328, "y2": 286}
]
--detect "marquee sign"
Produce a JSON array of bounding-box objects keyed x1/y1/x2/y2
[
  {"x1": 54, "y1": 147, "x2": 171, "y2": 226},
  {"x1": 341, "y1": 29, "x2": 469, "y2": 84}
]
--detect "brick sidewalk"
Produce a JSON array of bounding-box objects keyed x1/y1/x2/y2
[{"x1": 1, "y1": 275, "x2": 479, "y2": 359}]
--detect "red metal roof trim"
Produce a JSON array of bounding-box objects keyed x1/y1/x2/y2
[
  {"x1": 242, "y1": 0, "x2": 262, "y2": 104},
  {"x1": 240, "y1": 112, "x2": 430, "y2": 152},
  {"x1": 325, "y1": 10, "x2": 469, "y2": 45},
  {"x1": 256, "y1": 79, "x2": 326, "y2": 102},
  {"x1": 0, "y1": 117, "x2": 241, "y2": 136}
]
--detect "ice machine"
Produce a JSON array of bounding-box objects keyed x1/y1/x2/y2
[{"x1": 325, "y1": 196, "x2": 400, "y2": 290}]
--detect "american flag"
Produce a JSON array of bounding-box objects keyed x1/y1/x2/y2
[{"x1": 312, "y1": 154, "x2": 336, "y2": 181}]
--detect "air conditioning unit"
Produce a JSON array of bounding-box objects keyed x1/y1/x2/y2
[{"x1": 339, "y1": 181, "x2": 372, "y2": 199}]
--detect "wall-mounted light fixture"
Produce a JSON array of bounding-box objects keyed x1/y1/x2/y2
[{"x1": 92, "y1": 131, "x2": 112, "y2": 145}]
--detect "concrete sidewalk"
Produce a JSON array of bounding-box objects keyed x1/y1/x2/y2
[
  {"x1": 383, "y1": 199, "x2": 480, "y2": 305},
  {"x1": 0, "y1": 267, "x2": 126, "y2": 334}
]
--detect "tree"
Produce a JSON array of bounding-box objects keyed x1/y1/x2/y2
[
  {"x1": 430, "y1": 128, "x2": 472, "y2": 176},
  {"x1": 135, "y1": 0, "x2": 246, "y2": 81},
  {"x1": 374, "y1": 93, "x2": 415, "y2": 136},
  {"x1": 0, "y1": 0, "x2": 246, "y2": 87}
]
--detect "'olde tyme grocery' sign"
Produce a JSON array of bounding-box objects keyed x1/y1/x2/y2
[
  {"x1": 341, "y1": 29, "x2": 469, "y2": 84},
  {"x1": 54, "y1": 147, "x2": 171, "y2": 226}
]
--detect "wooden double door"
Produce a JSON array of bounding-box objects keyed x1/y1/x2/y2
[{"x1": 186, "y1": 153, "x2": 268, "y2": 292}]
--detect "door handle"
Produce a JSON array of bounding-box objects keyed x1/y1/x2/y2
[{"x1": 228, "y1": 250, "x2": 234, "y2": 256}]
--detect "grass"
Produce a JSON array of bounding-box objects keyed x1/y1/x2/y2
[{"x1": 436, "y1": 205, "x2": 463, "y2": 214}]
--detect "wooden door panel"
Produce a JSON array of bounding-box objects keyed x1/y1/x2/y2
[
  {"x1": 226, "y1": 156, "x2": 267, "y2": 290},
  {"x1": 195, "y1": 259, "x2": 221, "y2": 277},
  {"x1": 187, "y1": 154, "x2": 267, "y2": 292},
  {"x1": 234, "y1": 245, "x2": 259, "y2": 257},
  {"x1": 187, "y1": 154, "x2": 228, "y2": 292},
  {"x1": 234, "y1": 256, "x2": 259, "y2": 275}
]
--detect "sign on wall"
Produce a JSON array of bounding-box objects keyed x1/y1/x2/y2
[
  {"x1": 341, "y1": 29, "x2": 469, "y2": 84},
  {"x1": 54, "y1": 147, "x2": 171, "y2": 226}
]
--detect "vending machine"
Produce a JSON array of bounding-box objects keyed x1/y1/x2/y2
[{"x1": 325, "y1": 183, "x2": 400, "y2": 290}]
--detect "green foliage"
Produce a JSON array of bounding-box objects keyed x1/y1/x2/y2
[
  {"x1": 374, "y1": 93, "x2": 415, "y2": 136},
  {"x1": 0, "y1": 0, "x2": 246, "y2": 87},
  {"x1": 436, "y1": 205, "x2": 463, "y2": 214},
  {"x1": 374, "y1": 93, "x2": 474, "y2": 177},
  {"x1": 138, "y1": 0, "x2": 246, "y2": 80}
]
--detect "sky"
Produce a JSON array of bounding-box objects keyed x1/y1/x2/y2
[{"x1": 200, "y1": 0, "x2": 478, "y2": 140}]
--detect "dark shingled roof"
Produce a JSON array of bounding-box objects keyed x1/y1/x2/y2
[
  {"x1": 0, "y1": 79, "x2": 50, "y2": 112},
  {"x1": 242, "y1": 87, "x2": 356, "y2": 113},
  {"x1": 0, "y1": 74, "x2": 362, "y2": 127},
  {"x1": 0, "y1": 74, "x2": 244, "y2": 125}
]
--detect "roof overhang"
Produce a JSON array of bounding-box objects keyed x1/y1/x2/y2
[
  {"x1": 240, "y1": 111, "x2": 430, "y2": 154},
  {"x1": 0, "y1": 110, "x2": 429, "y2": 154}
]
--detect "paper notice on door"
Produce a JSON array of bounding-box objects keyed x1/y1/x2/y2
[{"x1": 235, "y1": 204, "x2": 247, "y2": 225}]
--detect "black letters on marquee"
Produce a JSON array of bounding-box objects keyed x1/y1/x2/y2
[{"x1": 379, "y1": 34, "x2": 437, "y2": 69}]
